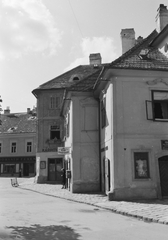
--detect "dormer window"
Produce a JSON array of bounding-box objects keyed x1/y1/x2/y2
[
  {"x1": 139, "y1": 49, "x2": 149, "y2": 60},
  {"x1": 69, "y1": 75, "x2": 80, "y2": 82},
  {"x1": 73, "y1": 76, "x2": 79, "y2": 81}
]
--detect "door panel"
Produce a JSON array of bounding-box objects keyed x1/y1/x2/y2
[
  {"x1": 159, "y1": 156, "x2": 168, "y2": 197},
  {"x1": 48, "y1": 158, "x2": 63, "y2": 182},
  {"x1": 23, "y1": 163, "x2": 29, "y2": 176},
  {"x1": 105, "y1": 158, "x2": 110, "y2": 194},
  {"x1": 56, "y1": 158, "x2": 62, "y2": 182}
]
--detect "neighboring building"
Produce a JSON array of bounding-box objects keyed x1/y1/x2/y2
[
  {"x1": 0, "y1": 107, "x2": 36, "y2": 177},
  {"x1": 94, "y1": 4, "x2": 168, "y2": 200},
  {"x1": 60, "y1": 63, "x2": 103, "y2": 193},
  {"x1": 32, "y1": 53, "x2": 104, "y2": 187}
]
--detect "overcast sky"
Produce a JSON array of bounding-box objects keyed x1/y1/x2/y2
[{"x1": 1, "y1": 0, "x2": 168, "y2": 113}]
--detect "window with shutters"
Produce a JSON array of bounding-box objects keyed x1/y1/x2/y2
[{"x1": 146, "y1": 90, "x2": 168, "y2": 121}]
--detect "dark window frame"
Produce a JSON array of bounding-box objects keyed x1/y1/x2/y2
[
  {"x1": 11, "y1": 142, "x2": 17, "y2": 153},
  {"x1": 50, "y1": 125, "x2": 60, "y2": 140},
  {"x1": 146, "y1": 90, "x2": 168, "y2": 122},
  {"x1": 152, "y1": 90, "x2": 168, "y2": 122},
  {"x1": 27, "y1": 141, "x2": 32, "y2": 153}
]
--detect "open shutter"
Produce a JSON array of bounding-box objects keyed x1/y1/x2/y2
[{"x1": 145, "y1": 100, "x2": 153, "y2": 120}]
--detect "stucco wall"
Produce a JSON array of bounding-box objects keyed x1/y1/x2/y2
[
  {"x1": 105, "y1": 71, "x2": 168, "y2": 200},
  {"x1": 71, "y1": 94, "x2": 100, "y2": 193},
  {"x1": 0, "y1": 133, "x2": 36, "y2": 157}
]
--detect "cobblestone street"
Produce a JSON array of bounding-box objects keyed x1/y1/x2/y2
[{"x1": 18, "y1": 178, "x2": 168, "y2": 225}]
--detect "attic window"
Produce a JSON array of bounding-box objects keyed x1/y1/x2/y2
[
  {"x1": 69, "y1": 75, "x2": 81, "y2": 82},
  {"x1": 8, "y1": 127, "x2": 17, "y2": 132},
  {"x1": 28, "y1": 116, "x2": 36, "y2": 120},
  {"x1": 73, "y1": 76, "x2": 80, "y2": 81},
  {"x1": 139, "y1": 49, "x2": 149, "y2": 60}
]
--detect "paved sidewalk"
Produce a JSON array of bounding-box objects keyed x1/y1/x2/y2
[{"x1": 18, "y1": 178, "x2": 168, "y2": 225}]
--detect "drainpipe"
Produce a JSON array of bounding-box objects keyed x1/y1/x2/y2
[{"x1": 97, "y1": 98, "x2": 102, "y2": 192}]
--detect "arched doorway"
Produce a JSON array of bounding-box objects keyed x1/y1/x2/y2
[{"x1": 158, "y1": 155, "x2": 168, "y2": 198}]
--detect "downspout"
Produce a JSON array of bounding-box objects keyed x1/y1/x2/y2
[
  {"x1": 93, "y1": 66, "x2": 106, "y2": 192},
  {"x1": 98, "y1": 98, "x2": 102, "y2": 192}
]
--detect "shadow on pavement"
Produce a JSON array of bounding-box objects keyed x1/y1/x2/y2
[{"x1": 4, "y1": 224, "x2": 81, "y2": 240}]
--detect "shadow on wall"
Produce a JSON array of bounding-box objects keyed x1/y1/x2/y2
[{"x1": 3, "y1": 224, "x2": 81, "y2": 240}]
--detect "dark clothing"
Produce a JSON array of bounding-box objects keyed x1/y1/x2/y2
[{"x1": 61, "y1": 168, "x2": 66, "y2": 188}]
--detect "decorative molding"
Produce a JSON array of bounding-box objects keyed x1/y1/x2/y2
[{"x1": 146, "y1": 78, "x2": 168, "y2": 86}]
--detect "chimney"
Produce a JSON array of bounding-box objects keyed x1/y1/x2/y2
[
  {"x1": 27, "y1": 108, "x2": 31, "y2": 114},
  {"x1": 120, "y1": 28, "x2": 135, "y2": 54},
  {"x1": 136, "y1": 36, "x2": 143, "y2": 44},
  {"x1": 4, "y1": 106, "x2": 10, "y2": 115},
  {"x1": 89, "y1": 53, "x2": 102, "y2": 65},
  {"x1": 156, "y1": 4, "x2": 168, "y2": 33}
]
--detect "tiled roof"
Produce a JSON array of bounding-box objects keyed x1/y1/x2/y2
[
  {"x1": 109, "y1": 30, "x2": 168, "y2": 70},
  {"x1": 67, "y1": 67, "x2": 104, "y2": 92},
  {"x1": 32, "y1": 65, "x2": 102, "y2": 95},
  {"x1": 0, "y1": 113, "x2": 36, "y2": 134}
]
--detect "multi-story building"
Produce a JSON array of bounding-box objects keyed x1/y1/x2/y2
[
  {"x1": 95, "y1": 4, "x2": 168, "y2": 200},
  {"x1": 33, "y1": 4, "x2": 168, "y2": 200},
  {"x1": 32, "y1": 54, "x2": 103, "y2": 185},
  {"x1": 0, "y1": 107, "x2": 36, "y2": 177}
]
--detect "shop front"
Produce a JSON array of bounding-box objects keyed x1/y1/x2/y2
[{"x1": 0, "y1": 156, "x2": 36, "y2": 177}]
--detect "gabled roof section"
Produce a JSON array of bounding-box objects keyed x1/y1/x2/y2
[
  {"x1": 32, "y1": 65, "x2": 102, "y2": 96},
  {"x1": 67, "y1": 66, "x2": 105, "y2": 92},
  {"x1": 0, "y1": 112, "x2": 36, "y2": 134},
  {"x1": 109, "y1": 30, "x2": 168, "y2": 70}
]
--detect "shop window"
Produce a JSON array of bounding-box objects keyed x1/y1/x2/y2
[
  {"x1": 101, "y1": 98, "x2": 106, "y2": 128},
  {"x1": 26, "y1": 142, "x2": 32, "y2": 152},
  {"x1": 4, "y1": 164, "x2": 15, "y2": 174},
  {"x1": 133, "y1": 152, "x2": 150, "y2": 179},
  {"x1": 146, "y1": 90, "x2": 168, "y2": 121},
  {"x1": 11, "y1": 142, "x2": 17, "y2": 153},
  {"x1": 50, "y1": 125, "x2": 60, "y2": 140},
  {"x1": 50, "y1": 96, "x2": 60, "y2": 109},
  {"x1": 29, "y1": 163, "x2": 34, "y2": 173}
]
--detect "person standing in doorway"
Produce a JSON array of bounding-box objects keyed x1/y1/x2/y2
[
  {"x1": 19, "y1": 168, "x2": 22, "y2": 178},
  {"x1": 61, "y1": 168, "x2": 66, "y2": 189}
]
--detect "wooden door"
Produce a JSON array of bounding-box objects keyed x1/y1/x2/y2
[
  {"x1": 159, "y1": 156, "x2": 168, "y2": 197},
  {"x1": 105, "y1": 158, "x2": 110, "y2": 194},
  {"x1": 48, "y1": 158, "x2": 63, "y2": 182}
]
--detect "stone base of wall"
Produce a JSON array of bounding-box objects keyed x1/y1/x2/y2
[
  {"x1": 108, "y1": 187, "x2": 158, "y2": 201},
  {"x1": 72, "y1": 181, "x2": 100, "y2": 193},
  {"x1": 35, "y1": 175, "x2": 48, "y2": 183}
]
